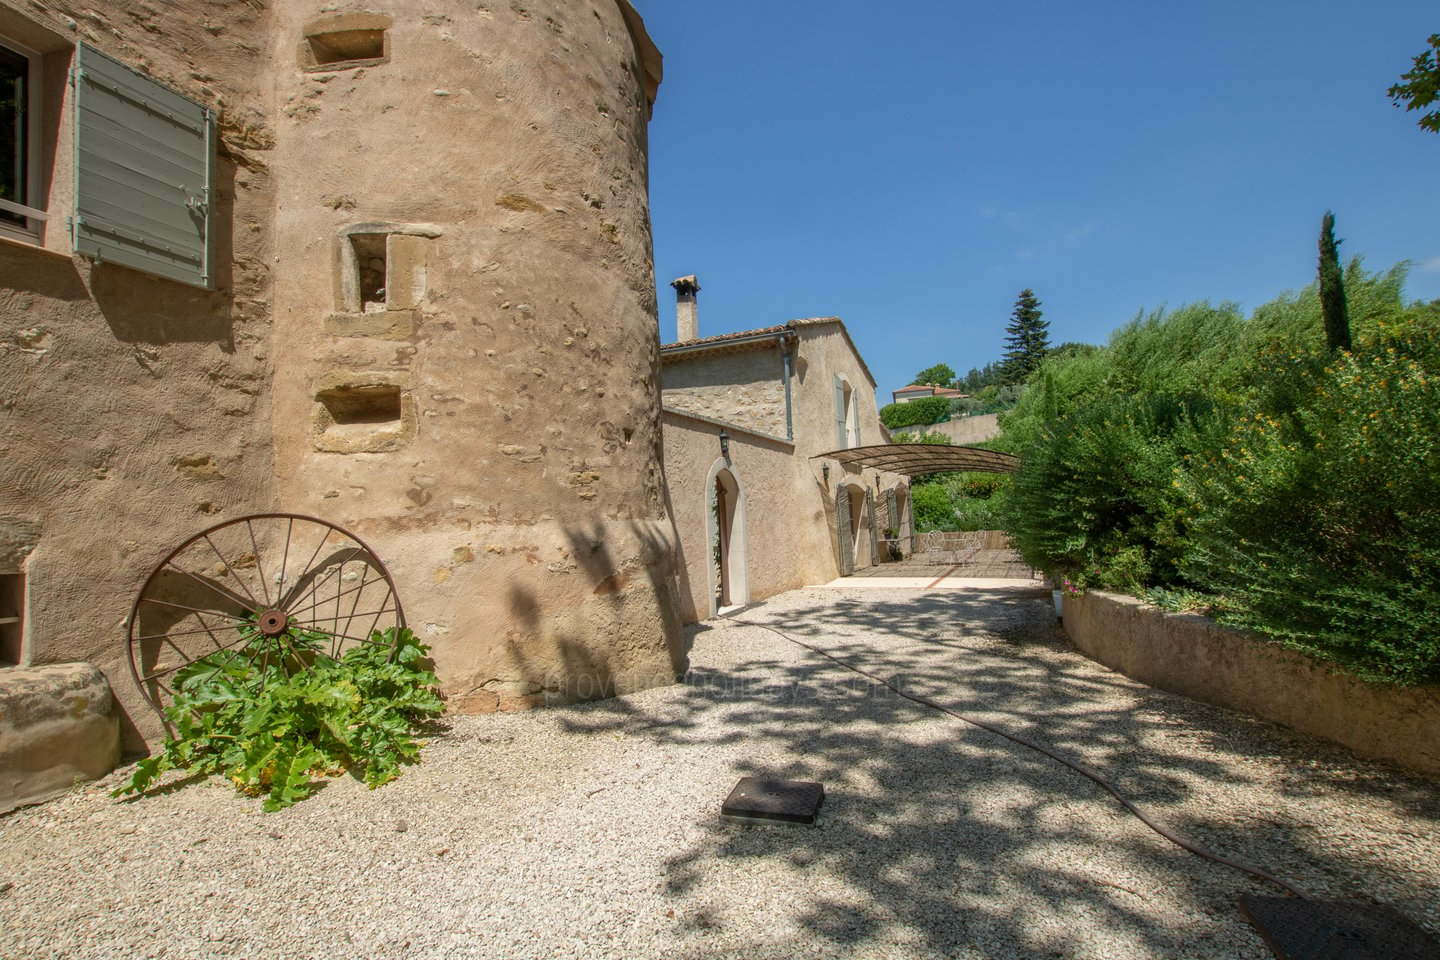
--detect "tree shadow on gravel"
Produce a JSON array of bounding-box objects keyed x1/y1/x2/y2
[{"x1": 556, "y1": 589, "x2": 1440, "y2": 958}]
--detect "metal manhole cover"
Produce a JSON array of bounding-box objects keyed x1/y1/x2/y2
[
  {"x1": 1239, "y1": 896, "x2": 1440, "y2": 960},
  {"x1": 721, "y1": 777, "x2": 824, "y2": 826}
]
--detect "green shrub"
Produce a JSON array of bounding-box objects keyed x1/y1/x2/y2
[
  {"x1": 994, "y1": 257, "x2": 1439, "y2": 685},
  {"x1": 1181, "y1": 329, "x2": 1440, "y2": 685},
  {"x1": 115, "y1": 625, "x2": 444, "y2": 810},
  {"x1": 891, "y1": 431, "x2": 953, "y2": 445},
  {"x1": 1003, "y1": 394, "x2": 1188, "y2": 590},
  {"x1": 879, "y1": 396, "x2": 951, "y2": 430},
  {"x1": 950, "y1": 493, "x2": 1007, "y2": 532},
  {"x1": 912, "y1": 483, "x2": 957, "y2": 532}
]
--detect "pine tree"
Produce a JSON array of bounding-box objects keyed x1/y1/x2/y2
[
  {"x1": 1001, "y1": 289, "x2": 1050, "y2": 384},
  {"x1": 1319, "y1": 212, "x2": 1351, "y2": 353}
]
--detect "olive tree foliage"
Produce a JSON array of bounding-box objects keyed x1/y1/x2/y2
[
  {"x1": 1388, "y1": 34, "x2": 1440, "y2": 132},
  {"x1": 912, "y1": 363, "x2": 957, "y2": 387}
]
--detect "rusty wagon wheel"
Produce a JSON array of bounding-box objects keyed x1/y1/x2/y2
[{"x1": 126, "y1": 513, "x2": 406, "y2": 729}]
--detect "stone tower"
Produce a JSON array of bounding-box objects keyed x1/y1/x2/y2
[{"x1": 266, "y1": 0, "x2": 684, "y2": 712}]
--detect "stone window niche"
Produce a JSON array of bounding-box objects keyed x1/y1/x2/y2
[
  {"x1": 349, "y1": 233, "x2": 387, "y2": 312},
  {"x1": 0, "y1": 572, "x2": 23, "y2": 666},
  {"x1": 300, "y1": 14, "x2": 390, "y2": 72},
  {"x1": 312, "y1": 374, "x2": 416, "y2": 454},
  {"x1": 327, "y1": 223, "x2": 440, "y2": 340}
]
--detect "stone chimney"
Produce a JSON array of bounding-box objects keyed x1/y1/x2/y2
[{"x1": 671, "y1": 275, "x2": 700, "y2": 342}]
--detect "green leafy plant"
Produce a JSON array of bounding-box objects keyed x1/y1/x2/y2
[
  {"x1": 879, "y1": 396, "x2": 952, "y2": 430},
  {"x1": 1388, "y1": 34, "x2": 1440, "y2": 133},
  {"x1": 115, "y1": 624, "x2": 443, "y2": 810}
]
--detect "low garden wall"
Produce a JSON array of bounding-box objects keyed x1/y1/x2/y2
[{"x1": 1063, "y1": 591, "x2": 1440, "y2": 777}]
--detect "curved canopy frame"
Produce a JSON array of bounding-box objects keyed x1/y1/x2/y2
[{"x1": 813, "y1": 443, "x2": 1019, "y2": 476}]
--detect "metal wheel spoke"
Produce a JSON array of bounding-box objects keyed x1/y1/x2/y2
[
  {"x1": 137, "y1": 601, "x2": 247, "y2": 624},
  {"x1": 246, "y1": 519, "x2": 272, "y2": 607},
  {"x1": 201, "y1": 533, "x2": 262, "y2": 609},
  {"x1": 283, "y1": 569, "x2": 382, "y2": 618},
  {"x1": 363, "y1": 590, "x2": 397, "y2": 646},
  {"x1": 278, "y1": 518, "x2": 295, "y2": 599},
  {"x1": 157, "y1": 562, "x2": 252, "y2": 615},
  {"x1": 340, "y1": 564, "x2": 370, "y2": 638},
  {"x1": 132, "y1": 624, "x2": 239, "y2": 646}
]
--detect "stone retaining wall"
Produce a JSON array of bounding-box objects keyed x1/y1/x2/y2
[
  {"x1": 1, "y1": 663, "x2": 121, "y2": 813},
  {"x1": 1063, "y1": 591, "x2": 1440, "y2": 777},
  {"x1": 910, "y1": 414, "x2": 1002, "y2": 446}
]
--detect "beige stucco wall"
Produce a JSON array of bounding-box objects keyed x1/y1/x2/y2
[
  {"x1": 0, "y1": 1, "x2": 278, "y2": 750},
  {"x1": 1, "y1": 0, "x2": 684, "y2": 748},
  {"x1": 660, "y1": 318, "x2": 906, "y2": 622},
  {"x1": 787, "y1": 319, "x2": 882, "y2": 456},
  {"x1": 1064, "y1": 590, "x2": 1440, "y2": 776},
  {"x1": 660, "y1": 344, "x2": 788, "y2": 437},
  {"x1": 661, "y1": 411, "x2": 834, "y2": 622}
]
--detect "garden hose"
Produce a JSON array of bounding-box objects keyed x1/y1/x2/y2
[{"x1": 723, "y1": 613, "x2": 1311, "y2": 901}]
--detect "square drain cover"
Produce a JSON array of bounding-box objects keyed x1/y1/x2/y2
[
  {"x1": 721, "y1": 777, "x2": 824, "y2": 826},
  {"x1": 1239, "y1": 896, "x2": 1440, "y2": 959}
]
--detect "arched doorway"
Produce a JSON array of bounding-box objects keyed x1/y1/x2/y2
[
  {"x1": 836, "y1": 482, "x2": 868, "y2": 576},
  {"x1": 707, "y1": 460, "x2": 749, "y2": 616},
  {"x1": 886, "y1": 484, "x2": 911, "y2": 560}
]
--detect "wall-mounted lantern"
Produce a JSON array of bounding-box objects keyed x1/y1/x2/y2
[
  {"x1": 822, "y1": 463, "x2": 830, "y2": 485},
  {"x1": 719, "y1": 430, "x2": 730, "y2": 462}
]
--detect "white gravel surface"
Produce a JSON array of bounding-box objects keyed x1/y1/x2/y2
[{"x1": 3, "y1": 585, "x2": 1438, "y2": 960}]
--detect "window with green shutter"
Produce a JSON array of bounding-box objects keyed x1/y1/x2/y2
[{"x1": 71, "y1": 43, "x2": 214, "y2": 289}]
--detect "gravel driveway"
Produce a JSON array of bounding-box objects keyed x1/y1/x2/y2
[{"x1": 3, "y1": 585, "x2": 1438, "y2": 959}]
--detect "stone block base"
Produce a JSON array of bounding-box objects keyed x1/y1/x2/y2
[{"x1": 0, "y1": 663, "x2": 122, "y2": 813}]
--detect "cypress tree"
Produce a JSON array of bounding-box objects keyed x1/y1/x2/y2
[
  {"x1": 1318, "y1": 212, "x2": 1351, "y2": 353},
  {"x1": 1001, "y1": 289, "x2": 1050, "y2": 384}
]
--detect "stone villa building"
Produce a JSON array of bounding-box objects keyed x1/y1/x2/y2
[
  {"x1": 0, "y1": 0, "x2": 682, "y2": 760},
  {"x1": 659, "y1": 279, "x2": 912, "y2": 621}
]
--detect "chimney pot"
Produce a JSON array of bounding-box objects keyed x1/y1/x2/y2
[{"x1": 671, "y1": 275, "x2": 700, "y2": 342}]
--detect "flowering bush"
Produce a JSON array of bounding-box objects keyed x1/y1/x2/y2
[
  {"x1": 1182, "y1": 328, "x2": 1440, "y2": 685},
  {"x1": 998, "y1": 261, "x2": 1440, "y2": 686}
]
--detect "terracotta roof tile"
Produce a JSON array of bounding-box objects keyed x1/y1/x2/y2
[{"x1": 659, "y1": 325, "x2": 789, "y2": 350}]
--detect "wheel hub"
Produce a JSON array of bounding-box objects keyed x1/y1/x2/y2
[{"x1": 256, "y1": 609, "x2": 289, "y2": 637}]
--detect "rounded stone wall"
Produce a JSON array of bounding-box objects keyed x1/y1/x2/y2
[{"x1": 267, "y1": 0, "x2": 683, "y2": 709}]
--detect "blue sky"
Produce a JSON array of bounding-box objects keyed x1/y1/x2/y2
[{"x1": 639, "y1": 1, "x2": 1440, "y2": 399}]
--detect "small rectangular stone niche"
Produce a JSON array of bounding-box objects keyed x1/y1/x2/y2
[
  {"x1": 317, "y1": 383, "x2": 402, "y2": 427},
  {"x1": 312, "y1": 375, "x2": 416, "y2": 454},
  {"x1": 350, "y1": 233, "x2": 387, "y2": 313},
  {"x1": 304, "y1": 28, "x2": 386, "y2": 69},
  {"x1": 0, "y1": 573, "x2": 24, "y2": 666}
]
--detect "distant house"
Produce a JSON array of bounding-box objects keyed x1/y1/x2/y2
[
  {"x1": 659, "y1": 278, "x2": 912, "y2": 621},
  {"x1": 891, "y1": 383, "x2": 966, "y2": 404}
]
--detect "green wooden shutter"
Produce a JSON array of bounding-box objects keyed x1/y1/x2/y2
[
  {"x1": 72, "y1": 43, "x2": 214, "y2": 289},
  {"x1": 866, "y1": 489, "x2": 879, "y2": 566},
  {"x1": 833, "y1": 375, "x2": 847, "y2": 449},
  {"x1": 853, "y1": 401, "x2": 861, "y2": 447},
  {"x1": 836, "y1": 487, "x2": 853, "y2": 576}
]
